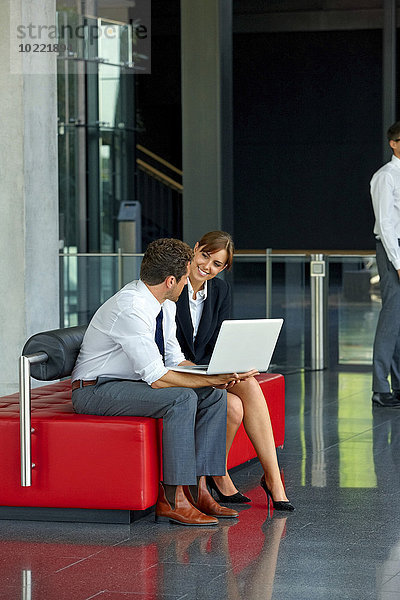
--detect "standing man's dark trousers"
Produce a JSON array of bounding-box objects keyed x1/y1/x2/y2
[{"x1": 373, "y1": 241, "x2": 400, "y2": 393}]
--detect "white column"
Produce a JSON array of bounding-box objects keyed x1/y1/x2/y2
[{"x1": 0, "y1": 0, "x2": 59, "y2": 395}]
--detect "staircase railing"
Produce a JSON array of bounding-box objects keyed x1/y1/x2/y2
[{"x1": 136, "y1": 144, "x2": 183, "y2": 245}]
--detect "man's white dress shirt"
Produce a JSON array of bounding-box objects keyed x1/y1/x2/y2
[
  {"x1": 71, "y1": 280, "x2": 185, "y2": 386},
  {"x1": 187, "y1": 280, "x2": 207, "y2": 340},
  {"x1": 371, "y1": 154, "x2": 400, "y2": 270}
]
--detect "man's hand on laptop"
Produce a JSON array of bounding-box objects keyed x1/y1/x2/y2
[
  {"x1": 151, "y1": 366, "x2": 259, "y2": 389},
  {"x1": 180, "y1": 362, "x2": 259, "y2": 389},
  {"x1": 212, "y1": 370, "x2": 259, "y2": 389},
  {"x1": 180, "y1": 361, "x2": 259, "y2": 389}
]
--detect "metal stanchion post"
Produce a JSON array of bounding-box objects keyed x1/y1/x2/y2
[
  {"x1": 310, "y1": 254, "x2": 327, "y2": 370},
  {"x1": 266, "y1": 248, "x2": 272, "y2": 319},
  {"x1": 118, "y1": 247, "x2": 123, "y2": 290}
]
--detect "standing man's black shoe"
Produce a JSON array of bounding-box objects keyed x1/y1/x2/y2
[{"x1": 372, "y1": 392, "x2": 400, "y2": 407}]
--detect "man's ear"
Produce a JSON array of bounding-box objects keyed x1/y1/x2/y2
[
  {"x1": 390, "y1": 139, "x2": 397, "y2": 152},
  {"x1": 194, "y1": 242, "x2": 199, "y2": 252},
  {"x1": 165, "y1": 275, "x2": 175, "y2": 289}
]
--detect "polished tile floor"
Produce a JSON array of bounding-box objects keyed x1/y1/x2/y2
[{"x1": 2, "y1": 369, "x2": 400, "y2": 600}]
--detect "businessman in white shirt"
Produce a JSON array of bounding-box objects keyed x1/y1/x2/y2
[
  {"x1": 72, "y1": 238, "x2": 256, "y2": 525},
  {"x1": 370, "y1": 121, "x2": 400, "y2": 408}
]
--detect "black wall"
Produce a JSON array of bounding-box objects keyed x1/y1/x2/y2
[
  {"x1": 136, "y1": 31, "x2": 182, "y2": 167},
  {"x1": 138, "y1": 24, "x2": 385, "y2": 250},
  {"x1": 233, "y1": 29, "x2": 382, "y2": 250}
]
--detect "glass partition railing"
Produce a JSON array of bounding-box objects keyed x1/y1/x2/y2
[
  {"x1": 327, "y1": 254, "x2": 378, "y2": 367},
  {"x1": 60, "y1": 251, "x2": 380, "y2": 372},
  {"x1": 60, "y1": 251, "x2": 142, "y2": 327},
  {"x1": 230, "y1": 253, "x2": 307, "y2": 373}
]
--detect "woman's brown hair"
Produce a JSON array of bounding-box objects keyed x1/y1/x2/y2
[{"x1": 196, "y1": 231, "x2": 234, "y2": 270}]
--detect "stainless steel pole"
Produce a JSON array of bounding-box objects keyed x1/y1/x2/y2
[
  {"x1": 266, "y1": 248, "x2": 272, "y2": 319},
  {"x1": 310, "y1": 254, "x2": 326, "y2": 370},
  {"x1": 19, "y1": 352, "x2": 48, "y2": 487},
  {"x1": 118, "y1": 247, "x2": 123, "y2": 290}
]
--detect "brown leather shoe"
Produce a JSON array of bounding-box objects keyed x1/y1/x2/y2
[
  {"x1": 183, "y1": 477, "x2": 239, "y2": 519},
  {"x1": 155, "y1": 482, "x2": 218, "y2": 526}
]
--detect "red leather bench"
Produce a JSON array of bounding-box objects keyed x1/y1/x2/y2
[{"x1": 0, "y1": 327, "x2": 285, "y2": 523}]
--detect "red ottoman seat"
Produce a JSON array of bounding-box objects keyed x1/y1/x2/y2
[
  {"x1": 0, "y1": 381, "x2": 161, "y2": 512},
  {"x1": 227, "y1": 372, "x2": 285, "y2": 470},
  {"x1": 0, "y1": 327, "x2": 285, "y2": 522}
]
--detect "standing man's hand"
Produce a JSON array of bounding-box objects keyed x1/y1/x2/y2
[{"x1": 397, "y1": 269, "x2": 400, "y2": 280}]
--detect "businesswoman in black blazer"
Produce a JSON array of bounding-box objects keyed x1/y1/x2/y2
[{"x1": 176, "y1": 231, "x2": 294, "y2": 511}]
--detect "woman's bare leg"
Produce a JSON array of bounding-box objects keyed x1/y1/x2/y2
[
  {"x1": 212, "y1": 393, "x2": 243, "y2": 496},
  {"x1": 230, "y1": 377, "x2": 288, "y2": 502}
]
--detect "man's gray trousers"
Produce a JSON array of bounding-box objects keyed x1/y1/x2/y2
[
  {"x1": 373, "y1": 241, "x2": 400, "y2": 393},
  {"x1": 72, "y1": 378, "x2": 227, "y2": 485}
]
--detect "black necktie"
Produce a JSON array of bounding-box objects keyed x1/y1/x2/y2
[{"x1": 155, "y1": 309, "x2": 165, "y2": 361}]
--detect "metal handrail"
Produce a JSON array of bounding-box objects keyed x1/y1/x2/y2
[
  {"x1": 57, "y1": 251, "x2": 373, "y2": 258},
  {"x1": 235, "y1": 250, "x2": 375, "y2": 257},
  {"x1": 59, "y1": 251, "x2": 143, "y2": 257},
  {"x1": 19, "y1": 352, "x2": 48, "y2": 487},
  {"x1": 136, "y1": 144, "x2": 183, "y2": 192},
  {"x1": 136, "y1": 158, "x2": 183, "y2": 192},
  {"x1": 136, "y1": 144, "x2": 183, "y2": 176}
]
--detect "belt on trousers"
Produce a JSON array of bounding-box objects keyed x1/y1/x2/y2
[
  {"x1": 71, "y1": 379, "x2": 98, "y2": 391},
  {"x1": 375, "y1": 238, "x2": 400, "y2": 245}
]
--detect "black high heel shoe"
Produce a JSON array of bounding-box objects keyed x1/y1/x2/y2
[
  {"x1": 260, "y1": 475, "x2": 295, "y2": 512},
  {"x1": 206, "y1": 476, "x2": 251, "y2": 503}
]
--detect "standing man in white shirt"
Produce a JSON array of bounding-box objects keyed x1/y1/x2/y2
[
  {"x1": 72, "y1": 238, "x2": 255, "y2": 525},
  {"x1": 370, "y1": 121, "x2": 400, "y2": 408}
]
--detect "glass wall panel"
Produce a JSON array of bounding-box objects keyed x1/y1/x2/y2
[
  {"x1": 57, "y1": 9, "x2": 137, "y2": 318},
  {"x1": 61, "y1": 254, "x2": 120, "y2": 326},
  {"x1": 58, "y1": 58, "x2": 84, "y2": 251},
  {"x1": 60, "y1": 252, "x2": 380, "y2": 372},
  {"x1": 230, "y1": 254, "x2": 307, "y2": 372},
  {"x1": 328, "y1": 256, "x2": 379, "y2": 366}
]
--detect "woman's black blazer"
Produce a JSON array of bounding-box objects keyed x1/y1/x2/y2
[{"x1": 175, "y1": 277, "x2": 231, "y2": 364}]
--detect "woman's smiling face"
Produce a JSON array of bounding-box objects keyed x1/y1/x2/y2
[{"x1": 190, "y1": 243, "x2": 228, "y2": 286}]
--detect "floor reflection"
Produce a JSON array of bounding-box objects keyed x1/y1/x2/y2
[
  {"x1": 21, "y1": 570, "x2": 32, "y2": 600},
  {"x1": 4, "y1": 369, "x2": 400, "y2": 599},
  {"x1": 310, "y1": 371, "x2": 326, "y2": 488},
  {"x1": 227, "y1": 515, "x2": 288, "y2": 600},
  {"x1": 0, "y1": 504, "x2": 289, "y2": 600},
  {"x1": 373, "y1": 410, "x2": 400, "y2": 599},
  {"x1": 373, "y1": 408, "x2": 400, "y2": 490}
]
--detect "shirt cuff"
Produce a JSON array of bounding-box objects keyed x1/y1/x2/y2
[
  {"x1": 165, "y1": 353, "x2": 186, "y2": 368},
  {"x1": 142, "y1": 362, "x2": 169, "y2": 386}
]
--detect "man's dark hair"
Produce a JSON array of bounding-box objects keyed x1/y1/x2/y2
[
  {"x1": 140, "y1": 238, "x2": 193, "y2": 285},
  {"x1": 387, "y1": 121, "x2": 400, "y2": 141}
]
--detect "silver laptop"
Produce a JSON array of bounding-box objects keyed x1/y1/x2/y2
[{"x1": 172, "y1": 318, "x2": 283, "y2": 375}]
